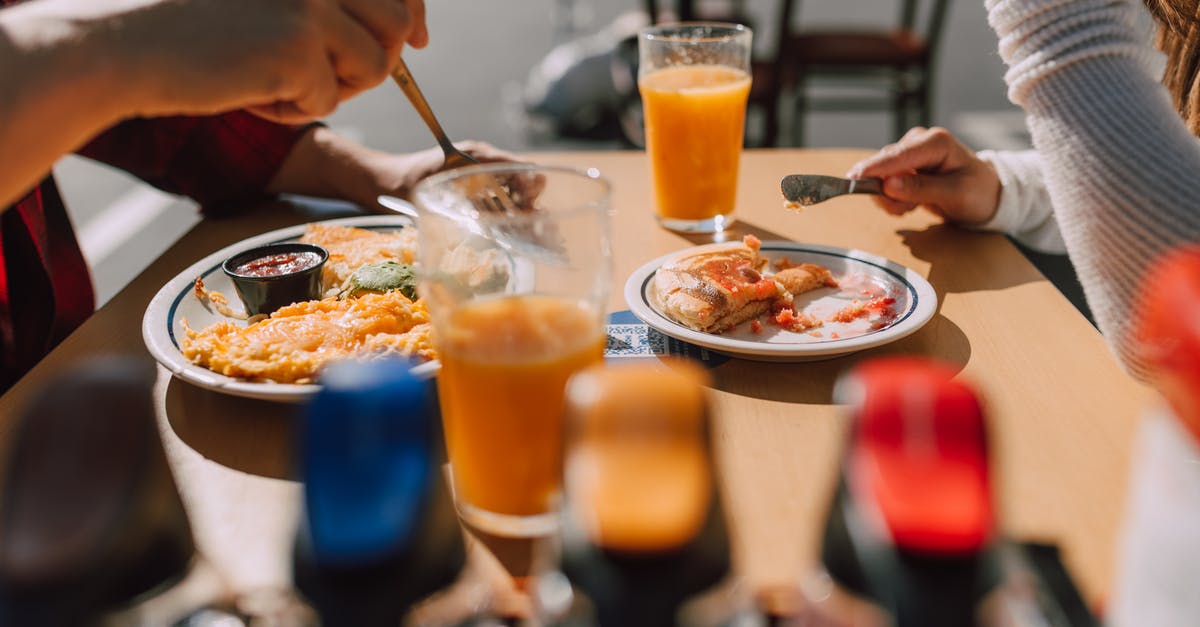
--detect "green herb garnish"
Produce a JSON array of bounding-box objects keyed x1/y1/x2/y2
[{"x1": 337, "y1": 261, "x2": 418, "y2": 300}]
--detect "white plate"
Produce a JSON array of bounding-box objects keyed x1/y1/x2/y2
[
  {"x1": 624, "y1": 241, "x2": 937, "y2": 362},
  {"x1": 142, "y1": 213, "x2": 439, "y2": 403}
]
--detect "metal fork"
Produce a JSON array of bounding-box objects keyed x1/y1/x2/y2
[
  {"x1": 390, "y1": 58, "x2": 515, "y2": 215},
  {"x1": 389, "y1": 58, "x2": 568, "y2": 265}
]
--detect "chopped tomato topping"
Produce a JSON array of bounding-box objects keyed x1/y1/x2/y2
[
  {"x1": 771, "y1": 306, "x2": 822, "y2": 332},
  {"x1": 867, "y1": 297, "x2": 896, "y2": 314},
  {"x1": 832, "y1": 300, "x2": 869, "y2": 323},
  {"x1": 832, "y1": 296, "x2": 897, "y2": 325},
  {"x1": 750, "y1": 320, "x2": 764, "y2": 334}
]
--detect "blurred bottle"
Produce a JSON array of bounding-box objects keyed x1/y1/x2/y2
[
  {"x1": 1108, "y1": 246, "x2": 1200, "y2": 627},
  {"x1": 558, "y1": 360, "x2": 738, "y2": 627},
  {"x1": 292, "y1": 359, "x2": 465, "y2": 627},
  {"x1": 806, "y1": 357, "x2": 1002, "y2": 627},
  {"x1": 0, "y1": 356, "x2": 239, "y2": 627}
]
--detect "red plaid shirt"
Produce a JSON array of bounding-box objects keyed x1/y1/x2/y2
[{"x1": 1, "y1": 8, "x2": 308, "y2": 389}]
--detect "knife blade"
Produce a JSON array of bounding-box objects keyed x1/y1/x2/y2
[{"x1": 781, "y1": 175, "x2": 884, "y2": 208}]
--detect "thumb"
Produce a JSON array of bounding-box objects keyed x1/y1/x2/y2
[{"x1": 882, "y1": 173, "x2": 964, "y2": 208}]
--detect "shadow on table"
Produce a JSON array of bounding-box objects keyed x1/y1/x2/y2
[
  {"x1": 164, "y1": 378, "x2": 300, "y2": 480},
  {"x1": 673, "y1": 221, "x2": 793, "y2": 247},
  {"x1": 711, "y1": 313, "x2": 970, "y2": 404},
  {"x1": 905, "y1": 223, "x2": 1095, "y2": 325},
  {"x1": 898, "y1": 224, "x2": 1045, "y2": 298}
]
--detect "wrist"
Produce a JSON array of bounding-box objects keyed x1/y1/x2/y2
[
  {"x1": 963, "y1": 158, "x2": 1002, "y2": 226},
  {"x1": 971, "y1": 150, "x2": 1022, "y2": 231}
]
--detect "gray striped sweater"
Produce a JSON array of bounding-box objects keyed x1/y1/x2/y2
[{"x1": 985, "y1": 0, "x2": 1200, "y2": 378}]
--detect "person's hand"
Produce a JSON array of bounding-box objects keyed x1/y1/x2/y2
[
  {"x1": 847, "y1": 127, "x2": 1002, "y2": 225},
  {"x1": 267, "y1": 130, "x2": 525, "y2": 210},
  {"x1": 83, "y1": 0, "x2": 428, "y2": 123},
  {"x1": 367, "y1": 141, "x2": 525, "y2": 205}
]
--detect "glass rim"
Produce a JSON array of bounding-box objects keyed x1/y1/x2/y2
[
  {"x1": 639, "y1": 21, "x2": 752, "y2": 43},
  {"x1": 412, "y1": 162, "x2": 612, "y2": 221}
]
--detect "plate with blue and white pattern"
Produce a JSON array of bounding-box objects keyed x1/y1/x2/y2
[{"x1": 624, "y1": 241, "x2": 937, "y2": 362}]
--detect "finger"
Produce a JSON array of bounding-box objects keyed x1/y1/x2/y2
[
  {"x1": 870, "y1": 194, "x2": 918, "y2": 216},
  {"x1": 899, "y1": 126, "x2": 928, "y2": 142},
  {"x1": 246, "y1": 100, "x2": 325, "y2": 125},
  {"x1": 882, "y1": 172, "x2": 966, "y2": 210},
  {"x1": 245, "y1": 102, "x2": 291, "y2": 125},
  {"x1": 456, "y1": 140, "x2": 520, "y2": 164},
  {"x1": 338, "y1": 0, "x2": 411, "y2": 64},
  {"x1": 405, "y1": 0, "x2": 429, "y2": 48},
  {"x1": 239, "y1": 44, "x2": 337, "y2": 122},
  {"x1": 283, "y1": 48, "x2": 342, "y2": 119},
  {"x1": 323, "y1": 6, "x2": 391, "y2": 94},
  {"x1": 848, "y1": 128, "x2": 955, "y2": 179},
  {"x1": 340, "y1": 0, "x2": 412, "y2": 47}
]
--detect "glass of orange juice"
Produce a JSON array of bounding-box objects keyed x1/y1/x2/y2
[
  {"x1": 413, "y1": 164, "x2": 612, "y2": 537},
  {"x1": 639, "y1": 22, "x2": 752, "y2": 233}
]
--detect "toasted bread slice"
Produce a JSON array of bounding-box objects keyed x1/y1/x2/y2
[
  {"x1": 652, "y1": 236, "x2": 786, "y2": 334},
  {"x1": 775, "y1": 263, "x2": 838, "y2": 295}
]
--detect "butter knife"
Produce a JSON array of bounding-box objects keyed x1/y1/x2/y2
[{"x1": 781, "y1": 174, "x2": 884, "y2": 207}]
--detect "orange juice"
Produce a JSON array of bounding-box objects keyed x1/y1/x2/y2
[
  {"x1": 639, "y1": 65, "x2": 751, "y2": 223},
  {"x1": 436, "y1": 294, "x2": 605, "y2": 520}
]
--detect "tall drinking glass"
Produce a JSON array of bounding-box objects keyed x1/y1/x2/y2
[
  {"x1": 639, "y1": 22, "x2": 752, "y2": 233},
  {"x1": 413, "y1": 164, "x2": 612, "y2": 538}
]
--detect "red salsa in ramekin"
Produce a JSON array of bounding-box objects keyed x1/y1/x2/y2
[{"x1": 233, "y1": 251, "x2": 323, "y2": 278}]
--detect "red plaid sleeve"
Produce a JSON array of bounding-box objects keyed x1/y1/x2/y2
[{"x1": 77, "y1": 111, "x2": 315, "y2": 216}]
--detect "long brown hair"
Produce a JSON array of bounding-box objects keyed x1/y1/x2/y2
[{"x1": 1146, "y1": 0, "x2": 1200, "y2": 133}]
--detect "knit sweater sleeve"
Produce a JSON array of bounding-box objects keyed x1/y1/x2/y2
[{"x1": 987, "y1": 0, "x2": 1200, "y2": 378}]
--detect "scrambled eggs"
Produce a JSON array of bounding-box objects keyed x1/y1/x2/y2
[{"x1": 181, "y1": 224, "x2": 432, "y2": 384}]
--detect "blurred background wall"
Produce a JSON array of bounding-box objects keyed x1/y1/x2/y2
[{"x1": 55, "y1": 0, "x2": 1028, "y2": 305}]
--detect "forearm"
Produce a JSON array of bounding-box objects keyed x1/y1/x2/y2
[
  {"x1": 267, "y1": 126, "x2": 469, "y2": 211},
  {"x1": 988, "y1": 0, "x2": 1200, "y2": 377},
  {"x1": 0, "y1": 0, "x2": 125, "y2": 206},
  {"x1": 267, "y1": 126, "x2": 394, "y2": 209}
]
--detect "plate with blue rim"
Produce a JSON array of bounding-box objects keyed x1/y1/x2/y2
[
  {"x1": 624, "y1": 241, "x2": 937, "y2": 362},
  {"x1": 142, "y1": 213, "x2": 438, "y2": 403}
]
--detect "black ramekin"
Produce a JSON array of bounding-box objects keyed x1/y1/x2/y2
[{"x1": 222, "y1": 243, "x2": 329, "y2": 317}]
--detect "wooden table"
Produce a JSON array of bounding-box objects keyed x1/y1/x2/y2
[{"x1": 0, "y1": 149, "x2": 1154, "y2": 607}]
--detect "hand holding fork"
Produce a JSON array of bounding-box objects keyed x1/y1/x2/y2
[{"x1": 382, "y1": 57, "x2": 564, "y2": 264}]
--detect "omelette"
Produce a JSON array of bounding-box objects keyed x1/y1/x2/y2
[
  {"x1": 182, "y1": 290, "x2": 434, "y2": 384},
  {"x1": 300, "y1": 223, "x2": 418, "y2": 296},
  {"x1": 181, "y1": 223, "x2": 431, "y2": 384}
]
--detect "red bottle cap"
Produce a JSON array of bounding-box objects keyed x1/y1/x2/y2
[
  {"x1": 1133, "y1": 245, "x2": 1200, "y2": 444},
  {"x1": 837, "y1": 358, "x2": 993, "y2": 555}
]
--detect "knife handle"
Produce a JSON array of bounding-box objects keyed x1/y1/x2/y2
[{"x1": 848, "y1": 177, "x2": 884, "y2": 195}]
